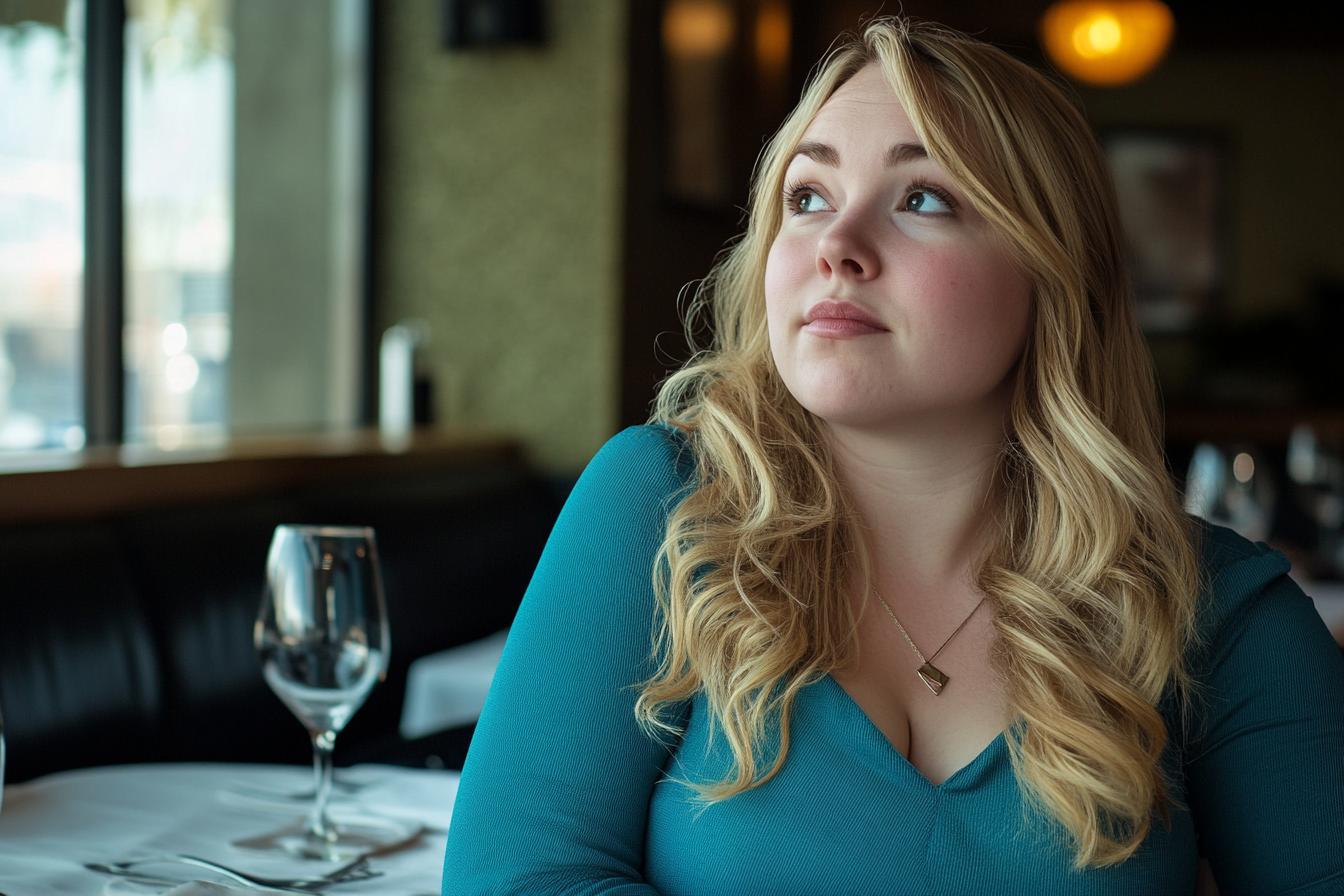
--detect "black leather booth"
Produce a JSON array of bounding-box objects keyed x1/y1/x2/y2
[{"x1": 0, "y1": 459, "x2": 564, "y2": 784}]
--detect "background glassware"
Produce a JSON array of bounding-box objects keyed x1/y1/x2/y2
[
  {"x1": 1287, "y1": 424, "x2": 1344, "y2": 577},
  {"x1": 1, "y1": 698, "x2": 6, "y2": 816},
  {"x1": 251, "y1": 524, "x2": 390, "y2": 859},
  {"x1": 1184, "y1": 442, "x2": 1276, "y2": 543}
]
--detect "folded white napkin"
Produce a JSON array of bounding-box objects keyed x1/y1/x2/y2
[{"x1": 400, "y1": 628, "x2": 508, "y2": 738}]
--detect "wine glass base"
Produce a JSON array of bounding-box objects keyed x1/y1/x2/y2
[
  {"x1": 232, "y1": 816, "x2": 423, "y2": 861},
  {"x1": 218, "y1": 768, "x2": 384, "y2": 810}
]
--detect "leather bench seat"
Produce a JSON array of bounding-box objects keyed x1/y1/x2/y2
[
  {"x1": 0, "y1": 461, "x2": 563, "y2": 783},
  {"x1": 0, "y1": 525, "x2": 163, "y2": 778}
]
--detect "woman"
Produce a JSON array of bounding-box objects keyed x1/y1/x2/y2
[{"x1": 443, "y1": 18, "x2": 1344, "y2": 894}]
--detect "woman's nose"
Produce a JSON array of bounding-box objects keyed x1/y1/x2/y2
[{"x1": 816, "y1": 211, "x2": 881, "y2": 281}]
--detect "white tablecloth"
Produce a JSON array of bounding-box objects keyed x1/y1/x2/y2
[{"x1": 0, "y1": 763, "x2": 457, "y2": 895}]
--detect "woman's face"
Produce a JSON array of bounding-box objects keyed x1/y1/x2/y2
[{"x1": 765, "y1": 65, "x2": 1032, "y2": 434}]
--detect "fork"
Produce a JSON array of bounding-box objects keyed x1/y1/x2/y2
[{"x1": 84, "y1": 853, "x2": 380, "y2": 892}]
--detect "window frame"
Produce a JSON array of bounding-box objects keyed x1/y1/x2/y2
[{"x1": 83, "y1": 0, "x2": 125, "y2": 447}]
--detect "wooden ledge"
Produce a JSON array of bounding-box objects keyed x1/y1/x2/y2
[{"x1": 0, "y1": 428, "x2": 522, "y2": 527}]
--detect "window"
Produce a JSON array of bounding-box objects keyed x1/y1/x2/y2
[
  {"x1": 0, "y1": 0, "x2": 82, "y2": 451},
  {"x1": 0, "y1": 0, "x2": 371, "y2": 456},
  {"x1": 124, "y1": 0, "x2": 234, "y2": 447}
]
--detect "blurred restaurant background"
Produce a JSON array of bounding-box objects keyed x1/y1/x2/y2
[
  {"x1": 0, "y1": 0, "x2": 1341, "y2": 780},
  {"x1": 2, "y1": 0, "x2": 1342, "y2": 458},
  {"x1": 2, "y1": 3, "x2": 1342, "y2": 450}
]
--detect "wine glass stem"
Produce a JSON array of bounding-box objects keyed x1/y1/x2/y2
[{"x1": 307, "y1": 729, "x2": 337, "y2": 841}]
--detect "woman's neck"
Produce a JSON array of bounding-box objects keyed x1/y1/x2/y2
[{"x1": 827, "y1": 407, "x2": 1008, "y2": 592}]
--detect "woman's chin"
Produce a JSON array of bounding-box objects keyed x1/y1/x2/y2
[
  {"x1": 779, "y1": 368, "x2": 894, "y2": 425},
  {"x1": 795, "y1": 396, "x2": 898, "y2": 431}
]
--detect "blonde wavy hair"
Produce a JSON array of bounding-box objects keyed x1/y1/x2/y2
[{"x1": 634, "y1": 17, "x2": 1201, "y2": 869}]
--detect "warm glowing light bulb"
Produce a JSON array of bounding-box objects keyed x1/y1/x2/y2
[
  {"x1": 1078, "y1": 15, "x2": 1122, "y2": 55},
  {"x1": 754, "y1": 1, "x2": 789, "y2": 74},
  {"x1": 663, "y1": 0, "x2": 735, "y2": 58},
  {"x1": 1041, "y1": 1, "x2": 1175, "y2": 86}
]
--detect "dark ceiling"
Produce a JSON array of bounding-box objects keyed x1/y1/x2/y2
[{"x1": 806, "y1": 0, "x2": 1344, "y2": 54}]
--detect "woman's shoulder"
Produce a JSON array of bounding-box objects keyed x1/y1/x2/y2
[
  {"x1": 556, "y1": 425, "x2": 698, "y2": 538},
  {"x1": 1194, "y1": 519, "x2": 1291, "y2": 596},
  {"x1": 1192, "y1": 519, "x2": 1292, "y2": 626},
  {"x1": 1188, "y1": 518, "x2": 1311, "y2": 665},
  {"x1": 595, "y1": 423, "x2": 694, "y2": 465},
  {"x1": 579, "y1": 424, "x2": 697, "y2": 500}
]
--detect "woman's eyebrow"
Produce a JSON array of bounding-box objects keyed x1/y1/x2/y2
[
  {"x1": 789, "y1": 141, "x2": 928, "y2": 168},
  {"x1": 792, "y1": 141, "x2": 840, "y2": 166},
  {"x1": 885, "y1": 142, "x2": 928, "y2": 166}
]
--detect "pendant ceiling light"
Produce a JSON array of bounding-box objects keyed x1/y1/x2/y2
[{"x1": 1040, "y1": 0, "x2": 1175, "y2": 87}]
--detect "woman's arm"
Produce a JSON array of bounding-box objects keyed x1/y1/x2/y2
[
  {"x1": 442, "y1": 426, "x2": 692, "y2": 896},
  {"x1": 1184, "y1": 535, "x2": 1344, "y2": 895}
]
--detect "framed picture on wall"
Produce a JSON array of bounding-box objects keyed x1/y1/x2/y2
[{"x1": 1102, "y1": 130, "x2": 1229, "y2": 333}]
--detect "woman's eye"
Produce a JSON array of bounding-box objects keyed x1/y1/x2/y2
[
  {"x1": 786, "y1": 187, "x2": 831, "y2": 214},
  {"x1": 798, "y1": 190, "x2": 829, "y2": 212},
  {"x1": 901, "y1": 188, "x2": 954, "y2": 215}
]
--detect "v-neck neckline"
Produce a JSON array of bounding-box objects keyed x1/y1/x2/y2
[{"x1": 820, "y1": 673, "x2": 1009, "y2": 790}]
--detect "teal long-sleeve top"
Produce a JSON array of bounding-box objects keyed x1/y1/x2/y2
[{"x1": 442, "y1": 425, "x2": 1344, "y2": 895}]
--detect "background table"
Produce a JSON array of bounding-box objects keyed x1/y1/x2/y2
[
  {"x1": 0, "y1": 763, "x2": 458, "y2": 895},
  {"x1": 1294, "y1": 575, "x2": 1344, "y2": 646}
]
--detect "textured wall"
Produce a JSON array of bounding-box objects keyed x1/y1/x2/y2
[{"x1": 376, "y1": 0, "x2": 627, "y2": 471}]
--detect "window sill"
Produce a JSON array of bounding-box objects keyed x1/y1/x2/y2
[{"x1": 0, "y1": 428, "x2": 522, "y2": 527}]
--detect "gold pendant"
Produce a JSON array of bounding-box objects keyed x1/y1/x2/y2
[{"x1": 917, "y1": 663, "x2": 949, "y2": 696}]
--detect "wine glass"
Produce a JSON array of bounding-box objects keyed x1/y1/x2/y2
[
  {"x1": 1184, "y1": 441, "x2": 1276, "y2": 543},
  {"x1": 244, "y1": 524, "x2": 397, "y2": 860}
]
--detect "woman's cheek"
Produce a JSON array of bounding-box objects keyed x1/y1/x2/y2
[
  {"x1": 764, "y1": 241, "x2": 794, "y2": 307},
  {"x1": 763, "y1": 241, "x2": 802, "y2": 354}
]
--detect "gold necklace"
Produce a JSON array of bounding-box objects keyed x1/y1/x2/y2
[{"x1": 871, "y1": 586, "x2": 986, "y2": 696}]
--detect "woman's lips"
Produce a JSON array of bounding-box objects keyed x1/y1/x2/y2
[{"x1": 802, "y1": 300, "x2": 887, "y2": 338}]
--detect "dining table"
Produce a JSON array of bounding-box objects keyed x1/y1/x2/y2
[{"x1": 0, "y1": 762, "x2": 458, "y2": 895}]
